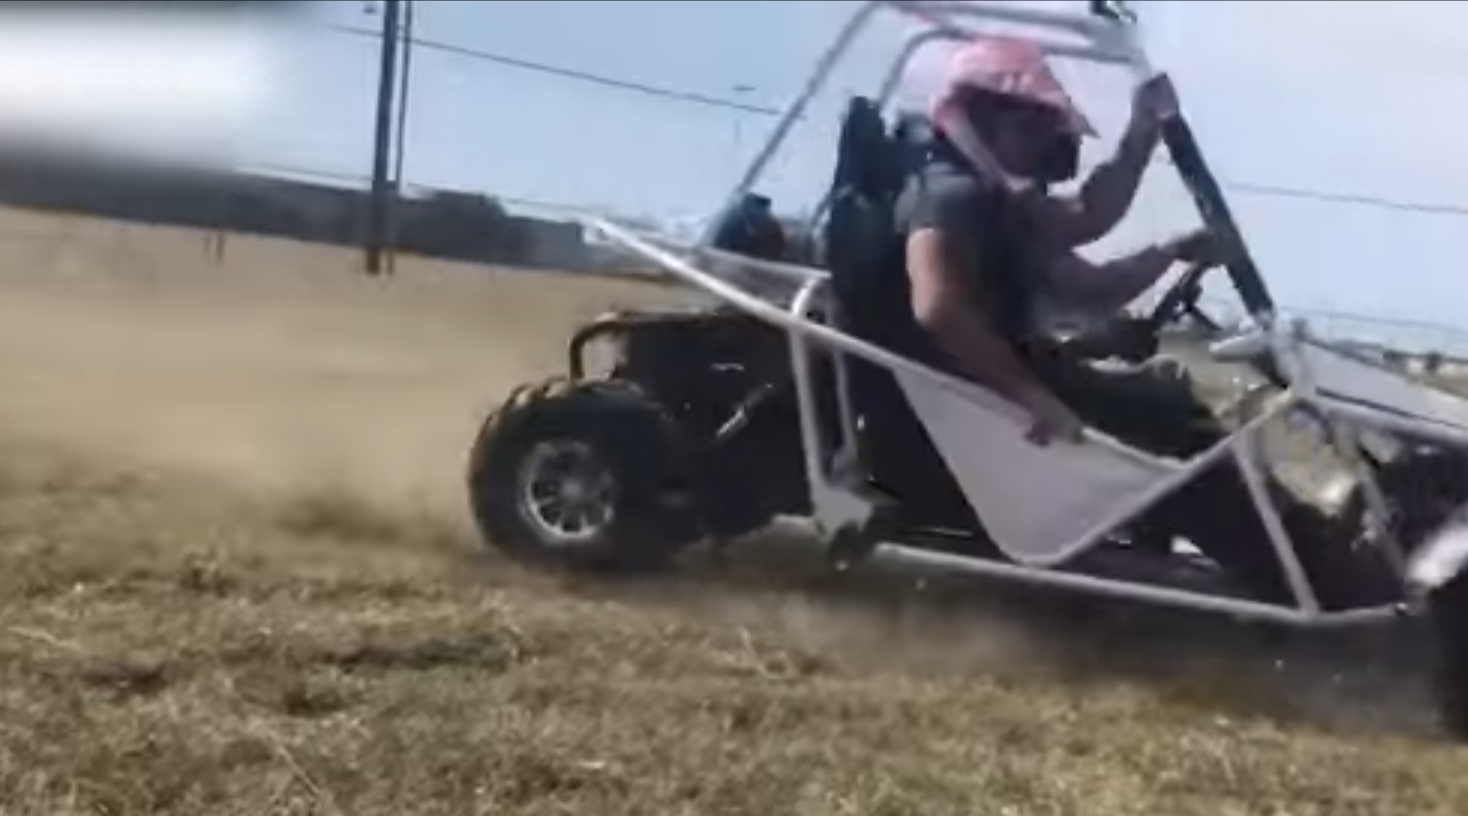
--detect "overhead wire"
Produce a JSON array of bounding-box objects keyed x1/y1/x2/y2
[
  {"x1": 296, "y1": 18, "x2": 1468, "y2": 342},
  {"x1": 244, "y1": 156, "x2": 1468, "y2": 348},
  {"x1": 320, "y1": 22, "x2": 1468, "y2": 221},
  {"x1": 322, "y1": 22, "x2": 785, "y2": 117}
]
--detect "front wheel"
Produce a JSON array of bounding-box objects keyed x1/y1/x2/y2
[
  {"x1": 1430, "y1": 574, "x2": 1468, "y2": 739},
  {"x1": 466, "y1": 378, "x2": 691, "y2": 572}
]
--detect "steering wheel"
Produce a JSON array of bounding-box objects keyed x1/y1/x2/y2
[
  {"x1": 1145, "y1": 259, "x2": 1215, "y2": 332},
  {"x1": 1146, "y1": 251, "x2": 1293, "y2": 387},
  {"x1": 1049, "y1": 112, "x2": 1281, "y2": 369},
  {"x1": 1046, "y1": 260, "x2": 1216, "y2": 365}
]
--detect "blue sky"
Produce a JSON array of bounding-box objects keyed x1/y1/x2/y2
[{"x1": 5, "y1": 0, "x2": 1467, "y2": 347}]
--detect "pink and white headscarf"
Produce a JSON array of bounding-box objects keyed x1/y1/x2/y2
[{"x1": 929, "y1": 36, "x2": 1095, "y2": 191}]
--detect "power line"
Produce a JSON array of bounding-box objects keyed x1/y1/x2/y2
[
  {"x1": 1216, "y1": 179, "x2": 1468, "y2": 218},
  {"x1": 239, "y1": 157, "x2": 1468, "y2": 338},
  {"x1": 320, "y1": 22, "x2": 1468, "y2": 221},
  {"x1": 323, "y1": 22, "x2": 784, "y2": 117}
]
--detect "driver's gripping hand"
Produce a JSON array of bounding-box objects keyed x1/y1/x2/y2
[
  {"x1": 1133, "y1": 74, "x2": 1181, "y2": 131},
  {"x1": 1024, "y1": 401, "x2": 1086, "y2": 448},
  {"x1": 1166, "y1": 226, "x2": 1241, "y2": 268}
]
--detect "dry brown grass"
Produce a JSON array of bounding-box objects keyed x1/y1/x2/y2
[{"x1": 1, "y1": 207, "x2": 1466, "y2": 815}]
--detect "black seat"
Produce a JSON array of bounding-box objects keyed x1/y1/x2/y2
[{"x1": 821, "y1": 98, "x2": 979, "y2": 531}]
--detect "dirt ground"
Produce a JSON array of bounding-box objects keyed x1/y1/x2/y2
[{"x1": 0, "y1": 207, "x2": 1466, "y2": 816}]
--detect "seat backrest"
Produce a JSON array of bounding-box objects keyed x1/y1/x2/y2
[
  {"x1": 830, "y1": 97, "x2": 902, "y2": 202},
  {"x1": 823, "y1": 98, "x2": 924, "y2": 357},
  {"x1": 819, "y1": 100, "x2": 977, "y2": 522}
]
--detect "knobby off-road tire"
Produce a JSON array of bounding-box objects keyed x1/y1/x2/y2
[
  {"x1": 1357, "y1": 448, "x2": 1468, "y2": 740},
  {"x1": 1431, "y1": 574, "x2": 1468, "y2": 740},
  {"x1": 466, "y1": 377, "x2": 688, "y2": 573}
]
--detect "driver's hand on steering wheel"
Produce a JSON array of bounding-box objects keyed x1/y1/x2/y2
[
  {"x1": 1133, "y1": 74, "x2": 1181, "y2": 133},
  {"x1": 1019, "y1": 389, "x2": 1086, "y2": 448},
  {"x1": 1165, "y1": 226, "x2": 1238, "y2": 268}
]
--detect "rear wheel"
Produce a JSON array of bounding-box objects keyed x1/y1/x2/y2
[{"x1": 466, "y1": 378, "x2": 691, "y2": 572}]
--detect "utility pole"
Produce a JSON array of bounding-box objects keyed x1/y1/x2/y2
[
  {"x1": 365, "y1": 0, "x2": 402, "y2": 275},
  {"x1": 386, "y1": 0, "x2": 414, "y2": 275}
]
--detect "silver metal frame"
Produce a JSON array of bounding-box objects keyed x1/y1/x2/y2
[{"x1": 581, "y1": 1, "x2": 1468, "y2": 629}]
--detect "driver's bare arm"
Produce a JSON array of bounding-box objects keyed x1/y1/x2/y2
[
  {"x1": 908, "y1": 231, "x2": 1044, "y2": 403},
  {"x1": 1036, "y1": 228, "x2": 1219, "y2": 313},
  {"x1": 1035, "y1": 229, "x2": 1215, "y2": 313},
  {"x1": 905, "y1": 185, "x2": 1082, "y2": 440},
  {"x1": 1027, "y1": 123, "x2": 1157, "y2": 249},
  {"x1": 1037, "y1": 242, "x2": 1175, "y2": 314},
  {"x1": 1026, "y1": 76, "x2": 1178, "y2": 249}
]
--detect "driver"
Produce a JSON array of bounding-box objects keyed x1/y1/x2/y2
[{"x1": 896, "y1": 37, "x2": 1396, "y2": 608}]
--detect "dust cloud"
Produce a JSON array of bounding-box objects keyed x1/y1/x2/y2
[{"x1": 0, "y1": 206, "x2": 690, "y2": 526}]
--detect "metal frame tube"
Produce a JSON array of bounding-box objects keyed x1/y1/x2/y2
[
  {"x1": 596, "y1": 220, "x2": 1423, "y2": 623},
  {"x1": 630, "y1": 226, "x2": 828, "y2": 285},
  {"x1": 874, "y1": 543, "x2": 1404, "y2": 627},
  {"x1": 891, "y1": 0, "x2": 1115, "y2": 38},
  {"x1": 804, "y1": 24, "x2": 1133, "y2": 240},
  {"x1": 789, "y1": 280, "x2": 831, "y2": 493},
  {"x1": 831, "y1": 330, "x2": 860, "y2": 466},
  {"x1": 721, "y1": 0, "x2": 1146, "y2": 247},
  {"x1": 588, "y1": 2, "x2": 1453, "y2": 627},
  {"x1": 1311, "y1": 398, "x2": 1468, "y2": 448},
  {"x1": 1286, "y1": 322, "x2": 1412, "y2": 580},
  {"x1": 1015, "y1": 391, "x2": 1296, "y2": 570},
  {"x1": 698, "y1": 1, "x2": 883, "y2": 247},
  {"x1": 595, "y1": 217, "x2": 1166, "y2": 467},
  {"x1": 1328, "y1": 418, "x2": 1409, "y2": 579},
  {"x1": 1234, "y1": 434, "x2": 1321, "y2": 613}
]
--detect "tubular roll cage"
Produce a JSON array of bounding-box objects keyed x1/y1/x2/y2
[{"x1": 585, "y1": 1, "x2": 1468, "y2": 627}]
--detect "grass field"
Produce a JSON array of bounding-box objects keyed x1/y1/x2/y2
[{"x1": 1, "y1": 207, "x2": 1466, "y2": 815}]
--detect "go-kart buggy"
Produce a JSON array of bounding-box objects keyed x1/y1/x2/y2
[{"x1": 466, "y1": 0, "x2": 1468, "y2": 736}]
